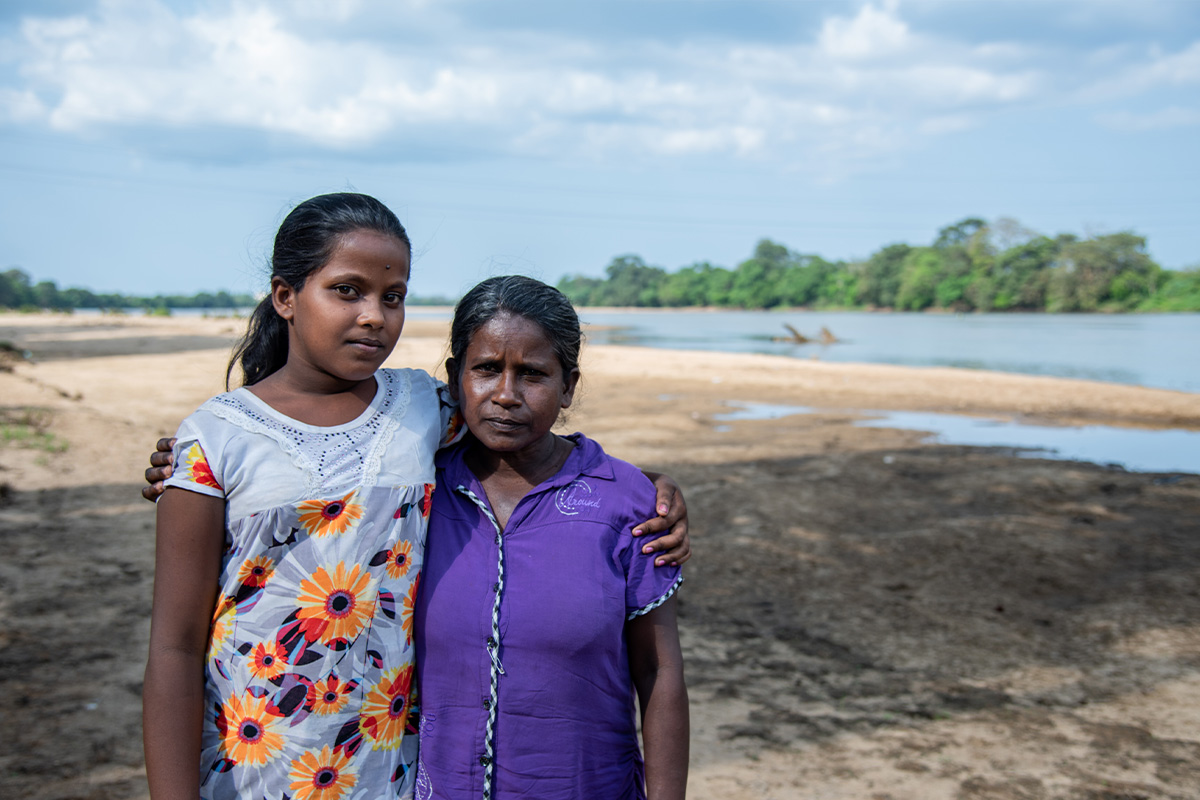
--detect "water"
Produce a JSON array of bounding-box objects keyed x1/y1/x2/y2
[
  {"x1": 715, "y1": 401, "x2": 1200, "y2": 475},
  {"x1": 579, "y1": 310, "x2": 1200, "y2": 394}
]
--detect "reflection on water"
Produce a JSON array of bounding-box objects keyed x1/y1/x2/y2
[{"x1": 714, "y1": 401, "x2": 1200, "y2": 475}]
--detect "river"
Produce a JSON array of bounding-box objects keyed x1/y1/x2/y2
[{"x1": 565, "y1": 310, "x2": 1200, "y2": 394}]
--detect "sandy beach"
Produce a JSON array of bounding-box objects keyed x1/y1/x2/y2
[{"x1": 2, "y1": 311, "x2": 1199, "y2": 799}]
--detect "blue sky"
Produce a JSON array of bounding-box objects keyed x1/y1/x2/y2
[{"x1": 1, "y1": 0, "x2": 1197, "y2": 298}]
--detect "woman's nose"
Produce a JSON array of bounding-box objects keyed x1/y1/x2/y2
[{"x1": 493, "y1": 371, "x2": 519, "y2": 405}]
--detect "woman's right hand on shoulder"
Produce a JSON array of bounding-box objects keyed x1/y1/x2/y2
[{"x1": 141, "y1": 437, "x2": 177, "y2": 502}]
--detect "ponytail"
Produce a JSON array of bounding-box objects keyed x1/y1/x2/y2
[{"x1": 226, "y1": 295, "x2": 288, "y2": 389}]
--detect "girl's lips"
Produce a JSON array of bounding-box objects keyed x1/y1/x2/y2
[{"x1": 348, "y1": 339, "x2": 384, "y2": 351}]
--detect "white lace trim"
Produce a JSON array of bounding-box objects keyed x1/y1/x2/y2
[{"x1": 201, "y1": 370, "x2": 413, "y2": 496}]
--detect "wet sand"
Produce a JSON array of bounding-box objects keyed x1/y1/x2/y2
[{"x1": 1, "y1": 311, "x2": 1198, "y2": 799}]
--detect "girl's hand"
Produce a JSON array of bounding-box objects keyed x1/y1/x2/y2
[
  {"x1": 141, "y1": 437, "x2": 177, "y2": 502},
  {"x1": 634, "y1": 472, "x2": 691, "y2": 567}
]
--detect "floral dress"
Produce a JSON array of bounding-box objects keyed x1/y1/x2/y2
[{"x1": 164, "y1": 368, "x2": 462, "y2": 800}]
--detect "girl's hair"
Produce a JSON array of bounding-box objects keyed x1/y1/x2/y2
[
  {"x1": 228, "y1": 193, "x2": 411, "y2": 388},
  {"x1": 450, "y1": 275, "x2": 582, "y2": 381}
]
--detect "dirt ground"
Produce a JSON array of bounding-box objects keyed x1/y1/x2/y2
[{"x1": 1, "y1": 312, "x2": 1199, "y2": 799}]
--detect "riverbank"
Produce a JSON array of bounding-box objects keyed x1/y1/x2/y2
[{"x1": 1, "y1": 312, "x2": 1198, "y2": 798}]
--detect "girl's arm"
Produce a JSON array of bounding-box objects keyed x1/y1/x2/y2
[
  {"x1": 635, "y1": 471, "x2": 692, "y2": 566},
  {"x1": 144, "y1": 487, "x2": 226, "y2": 800},
  {"x1": 628, "y1": 596, "x2": 689, "y2": 800}
]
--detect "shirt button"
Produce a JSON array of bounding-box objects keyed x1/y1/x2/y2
[
  {"x1": 486, "y1": 636, "x2": 496, "y2": 647},
  {"x1": 479, "y1": 755, "x2": 491, "y2": 766},
  {"x1": 492, "y1": 583, "x2": 500, "y2": 593},
  {"x1": 483, "y1": 698, "x2": 491, "y2": 710}
]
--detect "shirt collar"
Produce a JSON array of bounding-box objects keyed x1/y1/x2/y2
[{"x1": 437, "y1": 432, "x2": 615, "y2": 492}]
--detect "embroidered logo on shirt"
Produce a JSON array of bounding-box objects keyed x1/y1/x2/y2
[{"x1": 554, "y1": 479, "x2": 601, "y2": 516}]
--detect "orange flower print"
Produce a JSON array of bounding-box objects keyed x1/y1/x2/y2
[
  {"x1": 249, "y1": 641, "x2": 289, "y2": 681},
  {"x1": 295, "y1": 564, "x2": 376, "y2": 645},
  {"x1": 442, "y1": 407, "x2": 465, "y2": 446},
  {"x1": 208, "y1": 597, "x2": 235, "y2": 655},
  {"x1": 184, "y1": 442, "x2": 222, "y2": 491},
  {"x1": 236, "y1": 556, "x2": 275, "y2": 588},
  {"x1": 383, "y1": 541, "x2": 413, "y2": 580},
  {"x1": 311, "y1": 675, "x2": 356, "y2": 716},
  {"x1": 297, "y1": 491, "x2": 363, "y2": 537},
  {"x1": 288, "y1": 745, "x2": 358, "y2": 800},
  {"x1": 216, "y1": 692, "x2": 285, "y2": 766},
  {"x1": 420, "y1": 483, "x2": 434, "y2": 519},
  {"x1": 400, "y1": 574, "x2": 419, "y2": 646},
  {"x1": 359, "y1": 665, "x2": 414, "y2": 751}
]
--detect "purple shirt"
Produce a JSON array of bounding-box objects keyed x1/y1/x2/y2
[{"x1": 414, "y1": 433, "x2": 683, "y2": 800}]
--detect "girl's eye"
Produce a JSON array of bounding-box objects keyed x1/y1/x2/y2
[
  {"x1": 334, "y1": 285, "x2": 357, "y2": 297},
  {"x1": 384, "y1": 292, "x2": 406, "y2": 305}
]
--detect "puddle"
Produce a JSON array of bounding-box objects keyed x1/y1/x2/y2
[{"x1": 715, "y1": 401, "x2": 1200, "y2": 475}]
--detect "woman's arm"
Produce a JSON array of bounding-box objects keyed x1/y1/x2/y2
[
  {"x1": 144, "y1": 487, "x2": 225, "y2": 800},
  {"x1": 628, "y1": 596, "x2": 689, "y2": 800},
  {"x1": 142, "y1": 437, "x2": 176, "y2": 501},
  {"x1": 635, "y1": 471, "x2": 691, "y2": 566}
]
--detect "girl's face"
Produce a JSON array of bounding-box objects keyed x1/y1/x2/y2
[
  {"x1": 273, "y1": 229, "x2": 410, "y2": 385},
  {"x1": 449, "y1": 311, "x2": 580, "y2": 458}
]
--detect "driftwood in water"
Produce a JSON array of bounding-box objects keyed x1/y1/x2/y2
[
  {"x1": 773, "y1": 323, "x2": 840, "y2": 344},
  {"x1": 772, "y1": 323, "x2": 809, "y2": 343}
]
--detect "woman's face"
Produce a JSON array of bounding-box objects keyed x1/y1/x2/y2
[{"x1": 450, "y1": 311, "x2": 579, "y2": 457}]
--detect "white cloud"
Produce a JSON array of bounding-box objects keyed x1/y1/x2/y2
[
  {"x1": 818, "y1": 1, "x2": 910, "y2": 60},
  {"x1": 0, "y1": 0, "x2": 1193, "y2": 174}
]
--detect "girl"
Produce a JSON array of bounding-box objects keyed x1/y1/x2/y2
[
  {"x1": 143, "y1": 194, "x2": 688, "y2": 800},
  {"x1": 415, "y1": 276, "x2": 688, "y2": 799}
]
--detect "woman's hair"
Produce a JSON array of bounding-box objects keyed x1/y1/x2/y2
[
  {"x1": 228, "y1": 193, "x2": 411, "y2": 388},
  {"x1": 449, "y1": 275, "x2": 582, "y2": 382}
]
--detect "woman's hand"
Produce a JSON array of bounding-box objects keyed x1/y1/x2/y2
[
  {"x1": 635, "y1": 471, "x2": 691, "y2": 567},
  {"x1": 141, "y1": 437, "x2": 176, "y2": 502}
]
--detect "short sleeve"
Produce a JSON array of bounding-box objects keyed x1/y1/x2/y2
[
  {"x1": 436, "y1": 379, "x2": 466, "y2": 449},
  {"x1": 162, "y1": 415, "x2": 226, "y2": 500},
  {"x1": 618, "y1": 472, "x2": 683, "y2": 620}
]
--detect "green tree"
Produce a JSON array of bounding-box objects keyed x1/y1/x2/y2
[
  {"x1": 854, "y1": 244, "x2": 910, "y2": 308},
  {"x1": 1140, "y1": 268, "x2": 1200, "y2": 311},
  {"x1": 0, "y1": 268, "x2": 33, "y2": 308},
  {"x1": 896, "y1": 248, "x2": 944, "y2": 310},
  {"x1": 778, "y1": 255, "x2": 834, "y2": 307},
  {"x1": 991, "y1": 236, "x2": 1056, "y2": 310},
  {"x1": 729, "y1": 258, "x2": 782, "y2": 308},
  {"x1": 1047, "y1": 233, "x2": 1158, "y2": 311}
]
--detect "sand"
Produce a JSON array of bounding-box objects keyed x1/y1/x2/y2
[{"x1": 1, "y1": 311, "x2": 1198, "y2": 799}]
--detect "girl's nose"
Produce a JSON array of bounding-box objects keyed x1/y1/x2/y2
[{"x1": 358, "y1": 298, "x2": 384, "y2": 327}]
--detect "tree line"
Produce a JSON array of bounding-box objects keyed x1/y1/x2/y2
[
  {"x1": 0, "y1": 268, "x2": 258, "y2": 312},
  {"x1": 557, "y1": 218, "x2": 1200, "y2": 312},
  {"x1": 0, "y1": 267, "x2": 460, "y2": 312}
]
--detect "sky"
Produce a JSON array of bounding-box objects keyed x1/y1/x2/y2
[{"x1": 1, "y1": 0, "x2": 1197, "y2": 299}]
